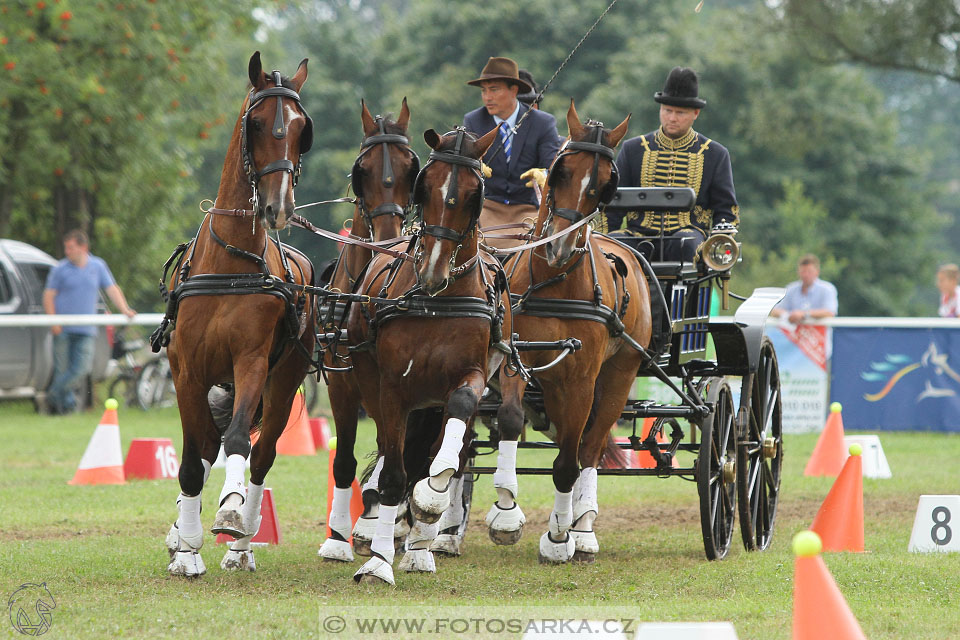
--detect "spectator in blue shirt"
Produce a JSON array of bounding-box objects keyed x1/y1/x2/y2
[
  {"x1": 772, "y1": 254, "x2": 838, "y2": 324},
  {"x1": 42, "y1": 229, "x2": 135, "y2": 414}
]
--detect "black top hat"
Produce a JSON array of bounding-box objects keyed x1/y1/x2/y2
[
  {"x1": 654, "y1": 66, "x2": 706, "y2": 109},
  {"x1": 467, "y1": 57, "x2": 534, "y2": 95},
  {"x1": 517, "y1": 69, "x2": 539, "y2": 105}
]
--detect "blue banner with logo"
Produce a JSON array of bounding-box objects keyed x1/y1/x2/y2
[{"x1": 830, "y1": 327, "x2": 960, "y2": 432}]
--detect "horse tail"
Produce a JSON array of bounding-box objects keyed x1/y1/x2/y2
[
  {"x1": 599, "y1": 432, "x2": 628, "y2": 469},
  {"x1": 583, "y1": 376, "x2": 629, "y2": 470}
]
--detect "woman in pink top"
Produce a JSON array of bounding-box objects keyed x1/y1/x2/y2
[{"x1": 936, "y1": 263, "x2": 960, "y2": 318}]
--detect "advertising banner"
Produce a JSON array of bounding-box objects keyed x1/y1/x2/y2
[
  {"x1": 769, "y1": 323, "x2": 830, "y2": 433},
  {"x1": 830, "y1": 327, "x2": 960, "y2": 432}
]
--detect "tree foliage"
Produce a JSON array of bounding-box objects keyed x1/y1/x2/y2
[{"x1": 0, "y1": 0, "x2": 261, "y2": 306}]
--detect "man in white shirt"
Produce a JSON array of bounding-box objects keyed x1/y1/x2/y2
[{"x1": 772, "y1": 254, "x2": 838, "y2": 323}]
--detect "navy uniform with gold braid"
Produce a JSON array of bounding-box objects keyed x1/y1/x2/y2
[{"x1": 603, "y1": 66, "x2": 739, "y2": 262}]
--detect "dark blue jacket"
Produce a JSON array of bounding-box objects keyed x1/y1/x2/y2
[
  {"x1": 463, "y1": 103, "x2": 561, "y2": 207},
  {"x1": 605, "y1": 128, "x2": 739, "y2": 236}
]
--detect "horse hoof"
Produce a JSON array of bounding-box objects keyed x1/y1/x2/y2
[
  {"x1": 572, "y1": 550, "x2": 596, "y2": 564},
  {"x1": 352, "y1": 517, "x2": 376, "y2": 556},
  {"x1": 429, "y1": 533, "x2": 463, "y2": 557},
  {"x1": 538, "y1": 531, "x2": 575, "y2": 565},
  {"x1": 353, "y1": 557, "x2": 396, "y2": 586},
  {"x1": 318, "y1": 537, "x2": 354, "y2": 563},
  {"x1": 485, "y1": 502, "x2": 526, "y2": 546},
  {"x1": 211, "y1": 507, "x2": 245, "y2": 539},
  {"x1": 168, "y1": 550, "x2": 206, "y2": 577},
  {"x1": 398, "y1": 549, "x2": 436, "y2": 573},
  {"x1": 353, "y1": 537, "x2": 372, "y2": 557},
  {"x1": 221, "y1": 549, "x2": 256, "y2": 572},
  {"x1": 410, "y1": 478, "x2": 449, "y2": 524}
]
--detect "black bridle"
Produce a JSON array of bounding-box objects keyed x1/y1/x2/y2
[
  {"x1": 239, "y1": 71, "x2": 314, "y2": 215},
  {"x1": 351, "y1": 116, "x2": 420, "y2": 234},
  {"x1": 414, "y1": 127, "x2": 486, "y2": 247},
  {"x1": 546, "y1": 121, "x2": 618, "y2": 225}
]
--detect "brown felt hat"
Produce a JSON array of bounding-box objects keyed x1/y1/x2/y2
[{"x1": 467, "y1": 57, "x2": 533, "y2": 94}]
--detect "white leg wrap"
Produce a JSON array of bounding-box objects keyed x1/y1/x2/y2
[
  {"x1": 405, "y1": 519, "x2": 439, "y2": 551},
  {"x1": 393, "y1": 501, "x2": 411, "y2": 543},
  {"x1": 220, "y1": 547, "x2": 256, "y2": 572},
  {"x1": 571, "y1": 529, "x2": 600, "y2": 555},
  {"x1": 362, "y1": 456, "x2": 384, "y2": 494},
  {"x1": 201, "y1": 459, "x2": 212, "y2": 486},
  {"x1": 573, "y1": 467, "x2": 599, "y2": 522},
  {"x1": 399, "y1": 520, "x2": 438, "y2": 573},
  {"x1": 549, "y1": 490, "x2": 574, "y2": 537},
  {"x1": 328, "y1": 487, "x2": 355, "y2": 540},
  {"x1": 493, "y1": 440, "x2": 519, "y2": 507},
  {"x1": 369, "y1": 504, "x2": 398, "y2": 565},
  {"x1": 230, "y1": 482, "x2": 265, "y2": 552},
  {"x1": 538, "y1": 530, "x2": 575, "y2": 564},
  {"x1": 177, "y1": 493, "x2": 204, "y2": 550},
  {"x1": 352, "y1": 505, "x2": 378, "y2": 557},
  {"x1": 353, "y1": 504, "x2": 398, "y2": 585},
  {"x1": 412, "y1": 476, "x2": 451, "y2": 523},
  {"x1": 428, "y1": 418, "x2": 466, "y2": 477},
  {"x1": 435, "y1": 476, "x2": 465, "y2": 531},
  {"x1": 219, "y1": 454, "x2": 247, "y2": 506}
]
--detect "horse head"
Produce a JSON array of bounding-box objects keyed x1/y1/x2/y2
[
  {"x1": 542, "y1": 99, "x2": 629, "y2": 267},
  {"x1": 414, "y1": 126, "x2": 497, "y2": 296},
  {"x1": 242, "y1": 52, "x2": 312, "y2": 230},
  {"x1": 351, "y1": 98, "x2": 418, "y2": 241}
]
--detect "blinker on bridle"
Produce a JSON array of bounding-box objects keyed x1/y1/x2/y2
[
  {"x1": 240, "y1": 70, "x2": 314, "y2": 213},
  {"x1": 351, "y1": 116, "x2": 419, "y2": 231},
  {"x1": 548, "y1": 121, "x2": 616, "y2": 225},
  {"x1": 416, "y1": 127, "x2": 485, "y2": 246}
]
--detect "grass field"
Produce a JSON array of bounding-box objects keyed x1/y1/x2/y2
[{"x1": 1, "y1": 397, "x2": 959, "y2": 639}]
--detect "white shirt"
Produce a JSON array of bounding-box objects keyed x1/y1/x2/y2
[
  {"x1": 939, "y1": 286, "x2": 960, "y2": 318},
  {"x1": 492, "y1": 101, "x2": 520, "y2": 136}
]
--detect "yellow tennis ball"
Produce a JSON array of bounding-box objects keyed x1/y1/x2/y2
[
  {"x1": 328, "y1": 436, "x2": 338, "y2": 452},
  {"x1": 105, "y1": 398, "x2": 119, "y2": 411},
  {"x1": 830, "y1": 402, "x2": 842, "y2": 413},
  {"x1": 792, "y1": 530, "x2": 822, "y2": 557},
  {"x1": 849, "y1": 443, "x2": 863, "y2": 456}
]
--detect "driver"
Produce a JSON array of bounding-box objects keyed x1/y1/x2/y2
[{"x1": 603, "y1": 66, "x2": 739, "y2": 262}]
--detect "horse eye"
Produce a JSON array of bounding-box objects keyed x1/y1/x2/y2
[{"x1": 250, "y1": 119, "x2": 263, "y2": 132}]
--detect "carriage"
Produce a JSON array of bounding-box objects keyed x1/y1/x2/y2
[{"x1": 466, "y1": 186, "x2": 786, "y2": 561}]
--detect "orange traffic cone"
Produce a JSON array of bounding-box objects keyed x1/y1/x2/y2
[
  {"x1": 276, "y1": 391, "x2": 316, "y2": 456},
  {"x1": 69, "y1": 399, "x2": 126, "y2": 485},
  {"x1": 309, "y1": 416, "x2": 332, "y2": 450},
  {"x1": 792, "y1": 531, "x2": 868, "y2": 640},
  {"x1": 216, "y1": 487, "x2": 282, "y2": 545},
  {"x1": 325, "y1": 437, "x2": 364, "y2": 541},
  {"x1": 811, "y1": 445, "x2": 865, "y2": 552},
  {"x1": 804, "y1": 402, "x2": 847, "y2": 477}
]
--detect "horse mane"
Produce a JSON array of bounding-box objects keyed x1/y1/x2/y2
[{"x1": 374, "y1": 115, "x2": 408, "y2": 136}]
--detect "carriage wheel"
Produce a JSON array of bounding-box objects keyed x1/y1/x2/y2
[
  {"x1": 737, "y1": 337, "x2": 783, "y2": 551},
  {"x1": 697, "y1": 378, "x2": 737, "y2": 561}
]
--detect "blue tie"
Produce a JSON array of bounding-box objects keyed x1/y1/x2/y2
[{"x1": 499, "y1": 121, "x2": 512, "y2": 163}]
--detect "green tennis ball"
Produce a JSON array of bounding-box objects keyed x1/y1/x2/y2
[
  {"x1": 328, "y1": 436, "x2": 338, "y2": 452},
  {"x1": 830, "y1": 402, "x2": 842, "y2": 413},
  {"x1": 849, "y1": 443, "x2": 863, "y2": 456},
  {"x1": 792, "y1": 530, "x2": 822, "y2": 557},
  {"x1": 105, "y1": 398, "x2": 119, "y2": 411}
]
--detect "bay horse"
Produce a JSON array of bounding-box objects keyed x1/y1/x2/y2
[
  {"x1": 490, "y1": 101, "x2": 652, "y2": 564},
  {"x1": 317, "y1": 99, "x2": 421, "y2": 562},
  {"x1": 346, "y1": 126, "x2": 508, "y2": 585},
  {"x1": 158, "y1": 52, "x2": 315, "y2": 576}
]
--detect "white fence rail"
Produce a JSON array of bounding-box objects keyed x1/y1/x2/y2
[{"x1": 0, "y1": 313, "x2": 164, "y2": 327}]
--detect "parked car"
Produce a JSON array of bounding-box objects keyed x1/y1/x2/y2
[{"x1": 0, "y1": 239, "x2": 110, "y2": 411}]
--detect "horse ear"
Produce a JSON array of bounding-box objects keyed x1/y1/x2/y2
[
  {"x1": 608, "y1": 113, "x2": 631, "y2": 148},
  {"x1": 397, "y1": 97, "x2": 410, "y2": 133},
  {"x1": 360, "y1": 99, "x2": 376, "y2": 136},
  {"x1": 566, "y1": 99, "x2": 584, "y2": 140},
  {"x1": 474, "y1": 126, "x2": 499, "y2": 157},
  {"x1": 248, "y1": 51, "x2": 265, "y2": 90},
  {"x1": 424, "y1": 129, "x2": 441, "y2": 150},
  {"x1": 290, "y1": 58, "x2": 308, "y2": 92}
]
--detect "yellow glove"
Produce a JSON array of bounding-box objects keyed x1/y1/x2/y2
[
  {"x1": 480, "y1": 162, "x2": 492, "y2": 179},
  {"x1": 520, "y1": 167, "x2": 547, "y2": 189}
]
